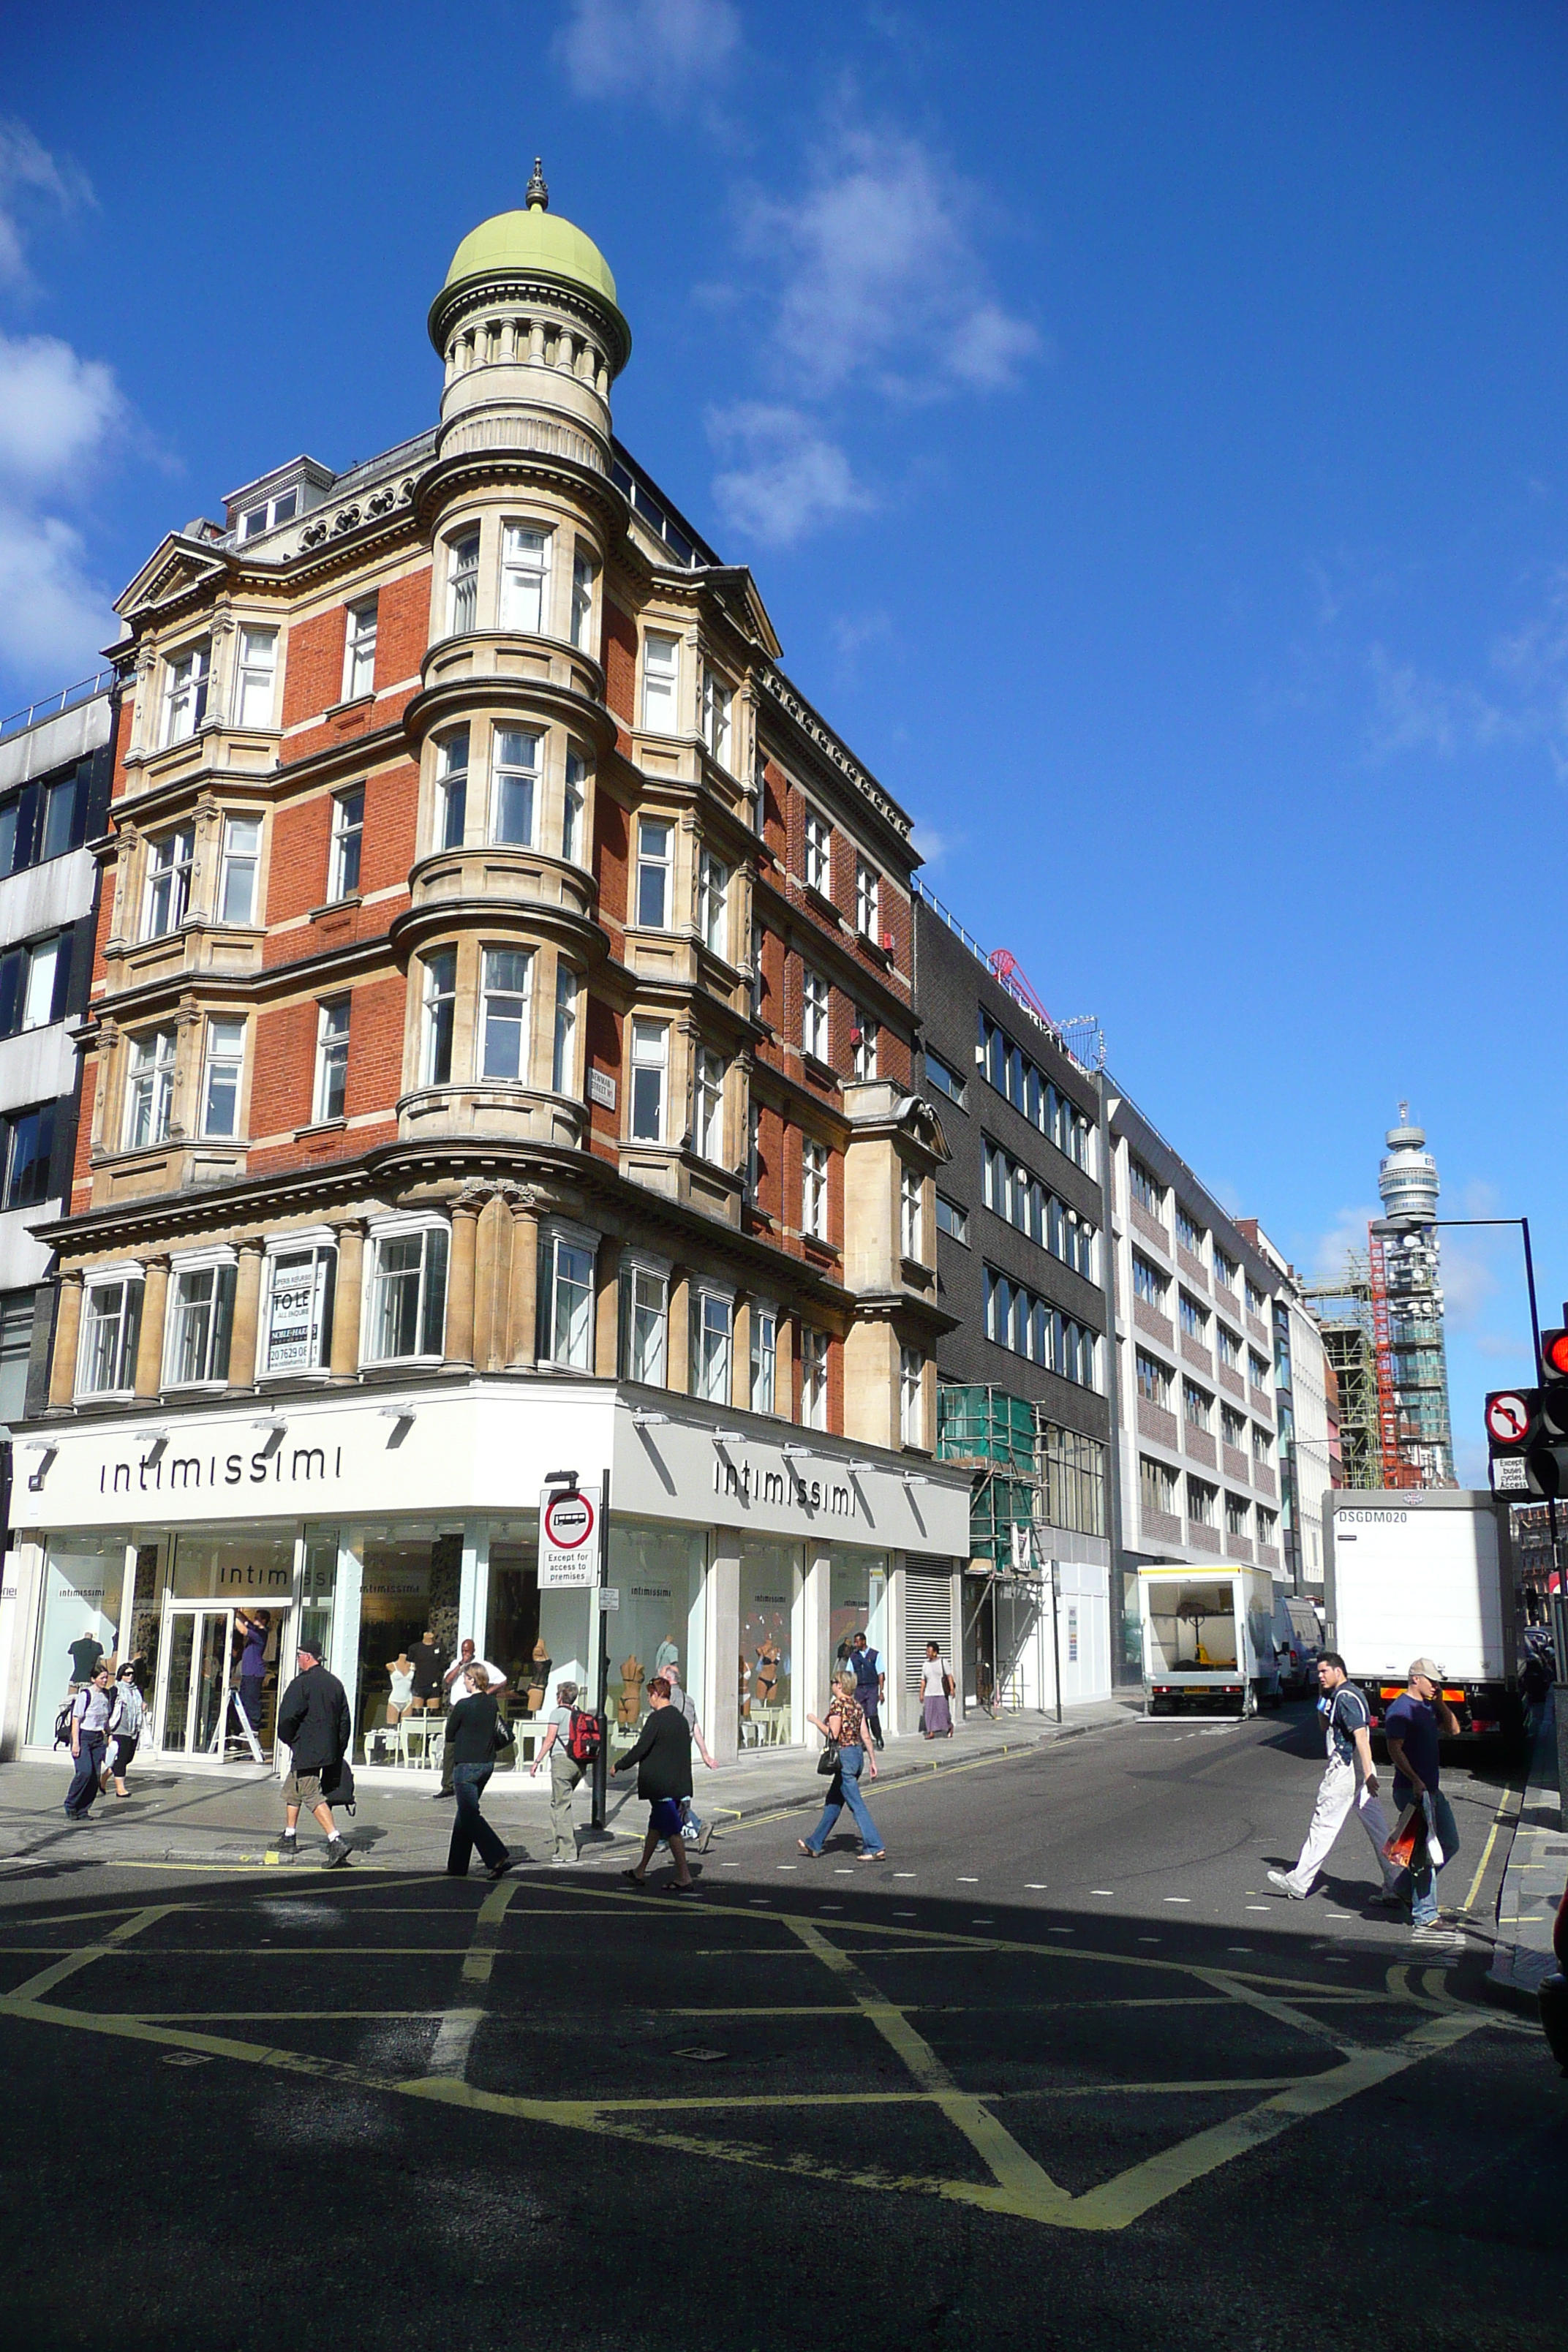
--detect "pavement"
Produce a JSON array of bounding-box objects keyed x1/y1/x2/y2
[
  {"x1": 1488, "y1": 1695, "x2": 1565, "y2": 2013},
  {"x1": 1, "y1": 1697, "x2": 1562, "y2": 2352},
  {"x1": 0, "y1": 1694, "x2": 1139, "y2": 1869}
]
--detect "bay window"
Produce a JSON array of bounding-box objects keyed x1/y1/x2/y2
[
  {"x1": 900, "y1": 1346, "x2": 924, "y2": 1445},
  {"x1": 642, "y1": 631, "x2": 678, "y2": 731},
  {"x1": 448, "y1": 530, "x2": 480, "y2": 635},
  {"x1": 125, "y1": 1026, "x2": 177, "y2": 1149},
  {"x1": 436, "y1": 733, "x2": 467, "y2": 851},
  {"x1": 145, "y1": 828, "x2": 195, "y2": 938},
  {"x1": 480, "y1": 947, "x2": 533, "y2": 1082},
  {"x1": 491, "y1": 728, "x2": 539, "y2": 846},
  {"x1": 563, "y1": 750, "x2": 587, "y2": 863},
  {"x1": 701, "y1": 667, "x2": 732, "y2": 766},
  {"x1": 165, "y1": 1258, "x2": 237, "y2": 1387},
  {"x1": 900, "y1": 1164, "x2": 923, "y2": 1261},
  {"x1": 201, "y1": 1017, "x2": 246, "y2": 1137},
  {"x1": 421, "y1": 951, "x2": 456, "y2": 1085},
  {"x1": 636, "y1": 818, "x2": 671, "y2": 927},
  {"x1": 551, "y1": 960, "x2": 578, "y2": 1093},
  {"x1": 500, "y1": 523, "x2": 550, "y2": 635},
  {"x1": 78, "y1": 1273, "x2": 142, "y2": 1397},
  {"x1": 570, "y1": 549, "x2": 595, "y2": 649},
  {"x1": 365, "y1": 1221, "x2": 449, "y2": 1362},
  {"x1": 630, "y1": 1019, "x2": 667, "y2": 1140},
  {"x1": 697, "y1": 849, "x2": 728, "y2": 957},
  {"x1": 163, "y1": 643, "x2": 210, "y2": 745},
  {"x1": 234, "y1": 627, "x2": 277, "y2": 729},
  {"x1": 695, "y1": 1048, "x2": 725, "y2": 1163}
]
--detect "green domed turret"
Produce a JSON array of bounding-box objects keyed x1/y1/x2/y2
[{"x1": 429, "y1": 161, "x2": 630, "y2": 372}]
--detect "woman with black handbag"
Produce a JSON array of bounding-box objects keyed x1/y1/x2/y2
[
  {"x1": 443, "y1": 1663, "x2": 513, "y2": 1881},
  {"x1": 797, "y1": 1672, "x2": 885, "y2": 1861}
]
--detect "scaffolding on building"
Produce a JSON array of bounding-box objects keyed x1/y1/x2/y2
[{"x1": 1303, "y1": 1254, "x2": 1383, "y2": 1490}]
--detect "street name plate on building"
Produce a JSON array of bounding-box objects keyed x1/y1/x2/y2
[
  {"x1": 1491, "y1": 1455, "x2": 1529, "y2": 1493},
  {"x1": 588, "y1": 1069, "x2": 617, "y2": 1109},
  {"x1": 539, "y1": 1484, "x2": 603, "y2": 1586}
]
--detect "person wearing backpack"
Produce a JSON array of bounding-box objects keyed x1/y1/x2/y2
[
  {"x1": 99, "y1": 1661, "x2": 146, "y2": 1800},
  {"x1": 64, "y1": 1662, "x2": 117, "y2": 1819},
  {"x1": 531, "y1": 1678, "x2": 600, "y2": 1865}
]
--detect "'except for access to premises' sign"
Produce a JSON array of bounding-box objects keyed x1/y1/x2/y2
[{"x1": 538, "y1": 1484, "x2": 603, "y2": 1588}]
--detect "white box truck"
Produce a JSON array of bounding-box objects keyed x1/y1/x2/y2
[
  {"x1": 1323, "y1": 1489, "x2": 1520, "y2": 1743},
  {"x1": 1139, "y1": 1564, "x2": 1282, "y2": 1716}
]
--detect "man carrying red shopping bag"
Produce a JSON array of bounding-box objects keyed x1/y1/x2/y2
[{"x1": 1383, "y1": 1658, "x2": 1462, "y2": 1945}]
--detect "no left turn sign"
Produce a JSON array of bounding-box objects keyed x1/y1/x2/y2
[{"x1": 1485, "y1": 1391, "x2": 1531, "y2": 1448}]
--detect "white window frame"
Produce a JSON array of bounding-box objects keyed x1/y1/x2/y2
[
  {"x1": 802, "y1": 965, "x2": 829, "y2": 1063},
  {"x1": 500, "y1": 521, "x2": 551, "y2": 636},
  {"x1": 219, "y1": 814, "x2": 261, "y2": 926},
  {"x1": 642, "y1": 630, "x2": 679, "y2": 733},
  {"x1": 802, "y1": 1325, "x2": 829, "y2": 1431},
  {"x1": 144, "y1": 828, "x2": 195, "y2": 940},
  {"x1": 313, "y1": 998, "x2": 350, "y2": 1123},
  {"x1": 260, "y1": 1229, "x2": 337, "y2": 1379},
  {"x1": 701, "y1": 666, "x2": 733, "y2": 767},
  {"x1": 695, "y1": 1048, "x2": 725, "y2": 1165},
  {"x1": 630, "y1": 1019, "x2": 668, "y2": 1142},
  {"x1": 750, "y1": 1300, "x2": 778, "y2": 1415},
  {"x1": 421, "y1": 950, "x2": 457, "y2": 1085},
  {"x1": 622, "y1": 1254, "x2": 668, "y2": 1387},
  {"x1": 540, "y1": 1220, "x2": 599, "y2": 1373},
  {"x1": 570, "y1": 549, "x2": 595, "y2": 650},
  {"x1": 329, "y1": 788, "x2": 364, "y2": 900},
  {"x1": 900, "y1": 1164, "x2": 923, "y2": 1262},
  {"x1": 491, "y1": 727, "x2": 540, "y2": 848},
  {"x1": 76, "y1": 1267, "x2": 143, "y2": 1398},
  {"x1": 802, "y1": 1137, "x2": 828, "y2": 1241},
  {"x1": 234, "y1": 627, "x2": 277, "y2": 731},
  {"x1": 802, "y1": 807, "x2": 830, "y2": 894},
  {"x1": 900, "y1": 1345, "x2": 924, "y2": 1446},
  {"x1": 447, "y1": 529, "x2": 480, "y2": 635},
  {"x1": 635, "y1": 818, "x2": 671, "y2": 928},
  {"x1": 436, "y1": 732, "x2": 468, "y2": 852},
  {"x1": 343, "y1": 598, "x2": 378, "y2": 701},
  {"x1": 851, "y1": 1013, "x2": 878, "y2": 1082},
  {"x1": 163, "y1": 1251, "x2": 238, "y2": 1389},
  {"x1": 479, "y1": 947, "x2": 533, "y2": 1083},
  {"x1": 363, "y1": 1214, "x2": 450, "y2": 1365},
  {"x1": 551, "y1": 960, "x2": 578, "y2": 1095},
  {"x1": 125, "y1": 1025, "x2": 177, "y2": 1150},
  {"x1": 856, "y1": 857, "x2": 880, "y2": 940},
  {"x1": 201, "y1": 1016, "x2": 246, "y2": 1138},
  {"x1": 163, "y1": 643, "x2": 211, "y2": 746},
  {"x1": 690, "y1": 1282, "x2": 734, "y2": 1405},
  {"x1": 697, "y1": 848, "x2": 728, "y2": 959}
]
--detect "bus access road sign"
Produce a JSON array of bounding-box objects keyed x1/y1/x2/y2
[{"x1": 538, "y1": 1483, "x2": 603, "y2": 1587}]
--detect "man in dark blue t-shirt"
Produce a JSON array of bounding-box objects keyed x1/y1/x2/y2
[{"x1": 1384, "y1": 1657, "x2": 1459, "y2": 1935}]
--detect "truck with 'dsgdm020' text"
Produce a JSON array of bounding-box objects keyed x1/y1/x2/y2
[
  {"x1": 1323, "y1": 1489, "x2": 1521, "y2": 1746},
  {"x1": 1137, "y1": 1564, "x2": 1283, "y2": 1716}
]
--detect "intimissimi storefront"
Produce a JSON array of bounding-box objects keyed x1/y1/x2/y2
[{"x1": 2, "y1": 1382, "x2": 970, "y2": 1780}]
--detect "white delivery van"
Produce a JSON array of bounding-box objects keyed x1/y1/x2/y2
[
  {"x1": 1139, "y1": 1564, "x2": 1283, "y2": 1716},
  {"x1": 1270, "y1": 1595, "x2": 1323, "y2": 1694},
  {"x1": 1323, "y1": 1489, "x2": 1520, "y2": 1743}
]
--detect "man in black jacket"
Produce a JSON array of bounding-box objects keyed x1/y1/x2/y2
[{"x1": 276, "y1": 1639, "x2": 353, "y2": 1867}]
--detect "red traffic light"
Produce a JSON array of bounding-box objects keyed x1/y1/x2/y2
[{"x1": 1542, "y1": 1328, "x2": 1568, "y2": 1379}]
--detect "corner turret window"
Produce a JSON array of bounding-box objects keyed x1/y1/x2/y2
[
  {"x1": 642, "y1": 632, "x2": 678, "y2": 732},
  {"x1": 563, "y1": 750, "x2": 587, "y2": 863},
  {"x1": 436, "y1": 734, "x2": 467, "y2": 852},
  {"x1": 448, "y1": 530, "x2": 480, "y2": 635},
  {"x1": 500, "y1": 524, "x2": 551, "y2": 634},
  {"x1": 163, "y1": 643, "x2": 210, "y2": 745},
  {"x1": 551, "y1": 961, "x2": 578, "y2": 1094},
  {"x1": 491, "y1": 728, "x2": 539, "y2": 846},
  {"x1": 421, "y1": 951, "x2": 456, "y2": 1085},
  {"x1": 480, "y1": 949, "x2": 533, "y2": 1082},
  {"x1": 234, "y1": 627, "x2": 277, "y2": 729},
  {"x1": 570, "y1": 551, "x2": 595, "y2": 649}
]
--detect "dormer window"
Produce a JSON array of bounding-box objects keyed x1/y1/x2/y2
[{"x1": 239, "y1": 487, "x2": 298, "y2": 540}]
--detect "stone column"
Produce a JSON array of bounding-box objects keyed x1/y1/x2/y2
[
  {"x1": 731, "y1": 1297, "x2": 751, "y2": 1413},
  {"x1": 708, "y1": 1534, "x2": 740, "y2": 1763},
  {"x1": 48, "y1": 1270, "x2": 84, "y2": 1409},
  {"x1": 133, "y1": 1257, "x2": 170, "y2": 1399},
  {"x1": 473, "y1": 1196, "x2": 507, "y2": 1373},
  {"x1": 226, "y1": 1239, "x2": 265, "y2": 1390},
  {"x1": 668, "y1": 1271, "x2": 690, "y2": 1396},
  {"x1": 799, "y1": 1545, "x2": 833, "y2": 1749},
  {"x1": 445, "y1": 1197, "x2": 480, "y2": 1368},
  {"x1": 505, "y1": 1202, "x2": 538, "y2": 1367},
  {"x1": 329, "y1": 1221, "x2": 365, "y2": 1381},
  {"x1": 594, "y1": 1237, "x2": 619, "y2": 1377}
]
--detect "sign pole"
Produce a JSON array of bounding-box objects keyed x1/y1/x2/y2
[{"x1": 592, "y1": 1462, "x2": 611, "y2": 1832}]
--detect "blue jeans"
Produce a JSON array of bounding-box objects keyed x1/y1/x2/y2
[
  {"x1": 447, "y1": 1761, "x2": 508, "y2": 1876},
  {"x1": 803, "y1": 1747, "x2": 882, "y2": 1854},
  {"x1": 64, "y1": 1733, "x2": 105, "y2": 1817},
  {"x1": 1403, "y1": 1790, "x2": 1459, "y2": 1925}
]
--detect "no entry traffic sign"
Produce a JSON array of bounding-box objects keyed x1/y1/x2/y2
[{"x1": 538, "y1": 1484, "x2": 602, "y2": 1587}]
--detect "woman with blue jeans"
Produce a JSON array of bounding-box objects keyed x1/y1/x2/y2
[{"x1": 799, "y1": 1675, "x2": 885, "y2": 1861}]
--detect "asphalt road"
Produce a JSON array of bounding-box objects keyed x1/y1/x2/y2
[{"x1": 1, "y1": 1702, "x2": 1563, "y2": 2352}]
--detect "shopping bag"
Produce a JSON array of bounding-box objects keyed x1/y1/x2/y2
[
  {"x1": 1422, "y1": 1792, "x2": 1444, "y2": 1871},
  {"x1": 1383, "y1": 1803, "x2": 1424, "y2": 1870}
]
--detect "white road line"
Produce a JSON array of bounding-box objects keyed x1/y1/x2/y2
[
  {"x1": 1245, "y1": 1904, "x2": 1269, "y2": 1912},
  {"x1": 1025, "y1": 1882, "x2": 1047, "y2": 1889},
  {"x1": 1139, "y1": 1936, "x2": 1160, "y2": 1943},
  {"x1": 1163, "y1": 1897, "x2": 1192, "y2": 1905},
  {"x1": 957, "y1": 1876, "x2": 979, "y2": 1882},
  {"x1": 894, "y1": 1872, "x2": 917, "y2": 1879},
  {"x1": 1092, "y1": 1888, "x2": 1115, "y2": 1896}
]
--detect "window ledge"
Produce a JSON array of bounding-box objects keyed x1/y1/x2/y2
[
  {"x1": 324, "y1": 694, "x2": 374, "y2": 721},
  {"x1": 802, "y1": 1050, "x2": 840, "y2": 1087},
  {"x1": 856, "y1": 932, "x2": 893, "y2": 968},
  {"x1": 294, "y1": 1117, "x2": 347, "y2": 1140},
  {"x1": 802, "y1": 1234, "x2": 840, "y2": 1265},
  {"x1": 802, "y1": 883, "x2": 843, "y2": 927},
  {"x1": 900, "y1": 1253, "x2": 934, "y2": 1281},
  {"x1": 308, "y1": 894, "x2": 362, "y2": 921}
]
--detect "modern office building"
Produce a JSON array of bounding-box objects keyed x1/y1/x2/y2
[
  {"x1": 912, "y1": 886, "x2": 1112, "y2": 1710},
  {"x1": 1104, "y1": 1093, "x2": 1289, "y2": 1676},
  {"x1": 1, "y1": 172, "x2": 970, "y2": 1772},
  {"x1": 1235, "y1": 1220, "x2": 1334, "y2": 1595}
]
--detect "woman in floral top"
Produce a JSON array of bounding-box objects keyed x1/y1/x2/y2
[{"x1": 797, "y1": 1673, "x2": 885, "y2": 1860}]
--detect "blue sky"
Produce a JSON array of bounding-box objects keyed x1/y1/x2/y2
[{"x1": 3, "y1": 0, "x2": 1565, "y2": 1474}]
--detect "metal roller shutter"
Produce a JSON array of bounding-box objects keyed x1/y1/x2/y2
[{"x1": 903, "y1": 1556, "x2": 954, "y2": 1686}]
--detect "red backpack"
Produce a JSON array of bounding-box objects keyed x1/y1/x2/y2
[{"x1": 566, "y1": 1707, "x2": 603, "y2": 1764}]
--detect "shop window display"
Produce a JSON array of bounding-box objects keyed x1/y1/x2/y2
[
  {"x1": 605, "y1": 1523, "x2": 706, "y2": 1761},
  {"x1": 829, "y1": 1547, "x2": 888, "y2": 1692},
  {"x1": 162, "y1": 1531, "x2": 295, "y2": 1759},
  {"x1": 29, "y1": 1531, "x2": 124, "y2": 1746},
  {"x1": 354, "y1": 1530, "x2": 461, "y2": 1768},
  {"x1": 739, "y1": 1538, "x2": 800, "y2": 1746}
]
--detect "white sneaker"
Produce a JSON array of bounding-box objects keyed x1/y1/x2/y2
[{"x1": 1267, "y1": 1868, "x2": 1305, "y2": 1901}]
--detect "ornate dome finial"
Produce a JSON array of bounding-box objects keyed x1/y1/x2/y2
[{"x1": 526, "y1": 157, "x2": 549, "y2": 211}]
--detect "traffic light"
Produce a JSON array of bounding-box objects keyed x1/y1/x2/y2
[{"x1": 1540, "y1": 1328, "x2": 1568, "y2": 1440}]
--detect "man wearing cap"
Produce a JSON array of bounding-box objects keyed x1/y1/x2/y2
[
  {"x1": 1267, "y1": 1651, "x2": 1402, "y2": 1905},
  {"x1": 1384, "y1": 1658, "x2": 1460, "y2": 1940},
  {"x1": 275, "y1": 1637, "x2": 353, "y2": 1868}
]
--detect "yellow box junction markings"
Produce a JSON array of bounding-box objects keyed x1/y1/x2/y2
[{"x1": 0, "y1": 1871, "x2": 1505, "y2": 2233}]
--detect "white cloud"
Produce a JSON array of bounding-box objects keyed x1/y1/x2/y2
[
  {"x1": 554, "y1": 0, "x2": 739, "y2": 108},
  {"x1": 909, "y1": 815, "x2": 954, "y2": 870},
  {"x1": 742, "y1": 122, "x2": 1039, "y2": 403},
  {"x1": 0, "y1": 118, "x2": 91, "y2": 289},
  {"x1": 707, "y1": 403, "x2": 873, "y2": 546},
  {"x1": 1308, "y1": 1205, "x2": 1379, "y2": 1282},
  {"x1": 0, "y1": 503, "x2": 113, "y2": 682},
  {"x1": 0, "y1": 332, "x2": 124, "y2": 490}
]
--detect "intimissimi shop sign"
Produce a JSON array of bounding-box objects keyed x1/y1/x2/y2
[{"x1": 97, "y1": 1441, "x2": 347, "y2": 1498}]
